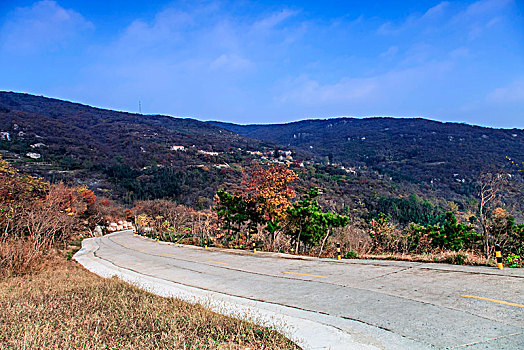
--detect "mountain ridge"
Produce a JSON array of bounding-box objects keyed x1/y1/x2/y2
[
  {"x1": 1, "y1": 91, "x2": 523, "y2": 211},
  {"x1": 210, "y1": 117, "x2": 524, "y2": 194}
]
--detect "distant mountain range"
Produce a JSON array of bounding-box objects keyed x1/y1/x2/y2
[
  {"x1": 1, "y1": 91, "x2": 523, "y2": 209},
  {"x1": 211, "y1": 118, "x2": 524, "y2": 193}
]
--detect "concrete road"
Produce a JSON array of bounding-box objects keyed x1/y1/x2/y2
[{"x1": 81, "y1": 230, "x2": 523, "y2": 349}]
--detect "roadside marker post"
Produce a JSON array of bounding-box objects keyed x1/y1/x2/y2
[
  {"x1": 337, "y1": 243, "x2": 341, "y2": 260},
  {"x1": 253, "y1": 242, "x2": 257, "y2": 253},
  {"x1": 205, "y1": 239, "x2": 208, "y2": 249},
  {"x1": 495, "y1": 244, "x2": 503, "y2": 269}
]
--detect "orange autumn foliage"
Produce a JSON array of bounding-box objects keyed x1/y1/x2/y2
[{"x1": 240, "y1": 163, "x2": 298, "y2": 223}]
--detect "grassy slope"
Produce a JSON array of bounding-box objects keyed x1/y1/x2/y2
[{"x1": 0, "y1": 261, "x2": 298, "y2": 349}]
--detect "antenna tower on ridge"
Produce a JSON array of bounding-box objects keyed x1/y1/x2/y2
[{"x1": 139, "y1": 100, "x2": 142, "y2": 114}]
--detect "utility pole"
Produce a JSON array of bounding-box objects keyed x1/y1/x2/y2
[{"x1": 139, "y1": 100, "x2": 142, "y2": 114}]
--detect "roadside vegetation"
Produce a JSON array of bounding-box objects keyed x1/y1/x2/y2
[
  {"x1": 0, "y1": 155, "x2": 120, "y2": 277},
  {"x1": 134, "y1": 163, "x2": 523, "y2": 267},
  {"x1": 0, "y1": 260, "x2": 298, "y2": 349}
]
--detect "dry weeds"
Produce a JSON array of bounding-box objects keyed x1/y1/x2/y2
[{"x1": 0, "y1": 261, "x2": 299, "y2": 349}]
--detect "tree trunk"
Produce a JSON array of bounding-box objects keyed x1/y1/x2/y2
[
  {"x1": 479, "y1": 197, "x2": 490, "y2": 257},
  {"x1": 318, "y1": 229, "x2": 330, "y2": 258},
  {"x1": 295, "y1": 230, "x2": 301, "y2": 254}
]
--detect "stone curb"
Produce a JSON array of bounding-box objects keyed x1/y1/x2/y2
[{"x1": 74, "y1": 233, "x2": 383, "y2": 350}]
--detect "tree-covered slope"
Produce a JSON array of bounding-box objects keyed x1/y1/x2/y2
[
  {"x1": 0, "y1": 92, "x2": 279, "y2": 205},
  {"x1": 211, "y1": 118, "x2": 524, "y2": 195}
]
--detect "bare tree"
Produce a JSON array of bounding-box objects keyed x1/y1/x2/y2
[{"x1": 476, "y1": 171, "x2": 509, "y2": 256}]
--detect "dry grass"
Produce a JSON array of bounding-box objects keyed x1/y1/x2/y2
[
  {"x1": 359, "y1": 250, "x2": 492, "y2": 266},
  {"x1": 0, "y1": 238, "x2": 66, "y2": 278},
  {"x1": 0, "y1": 261, "x2": 299, "y2": 350}
]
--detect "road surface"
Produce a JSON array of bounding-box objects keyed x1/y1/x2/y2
[{"x1": 75, "y1": 230, "x2": 523, "y2": 349}]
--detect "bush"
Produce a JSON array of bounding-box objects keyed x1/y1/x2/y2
[
  {"x1": 505, "y1": 254, "x2": 522, "y2": 268},
  {"x1": 410, "y1": 212, "x2": 481, "y2": 252},
  {"x1": 1, "y1": 156, "x2": 108, "y2": 276},
  {"x1": 368, "y1": 213, "x2": 404, "y2": 253},
  {"x1": 489, "y1": 209, "x2": 524, "y2": 258},
  {"x1": 343, "y1": 250, "x2": 358, "y2": 259},
  {"x1": 444, "y1": 253, "x2": 467, "y2": 265}
]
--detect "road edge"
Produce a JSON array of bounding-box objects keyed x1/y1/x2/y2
[{"x1": 74, "y1": 232, "x2": 385, "y2": 350}]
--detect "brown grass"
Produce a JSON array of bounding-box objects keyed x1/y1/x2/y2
[
  {"x1": 0, "y1": 261, "x2": 299, "y2": 350},
  {"x1": 358, "y1": 250, "x2": 493, "y2": 266},
  {"x1": 0, "y1": 238, "x2": 63, "y2": 278}
]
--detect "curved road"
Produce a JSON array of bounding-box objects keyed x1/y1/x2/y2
[{"x1": 76, "y1": 230, "x2": 523, "y2": 349}]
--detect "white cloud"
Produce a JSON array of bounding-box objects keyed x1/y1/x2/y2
[
  {"x1": 1, "y1": 0, "x2": 93, "y2": 54},
  {"x1": 421, "y1": 1, "x2": 450, "y2": 20},
  {"x1": 449, "y1": 47, "x2": 469, "y2": 59},
  {"x1": 118, "y1": 8, "x2": 194, "y2": 52},
  {"x1": 277, "y1": 61, "x2": 453, "y2": 107},
  {"x1": 464, "y1": 0, "x2": 512, "y2": 17},
  {"x1": 278, "y1": 75, "x2": 377, "y2": 105},
  {"x1": 377, "y1": 1, "x2": 449, "y2": 35},
  {"x1": 380, "y1": 46, "x2": 399, "y2": 58},
  {"x1": 210, "y1": 54, "x2": 252, "y2": 71},
  {"x1": 486, "y1": 79, "x2": 524, "y2": 103},
  {"x1": 251, "y1": 9, "x2": 297, "y2": 32}
]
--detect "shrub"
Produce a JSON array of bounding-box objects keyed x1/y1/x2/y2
[
  {"x1": 444, "y1": 253, "x2": 467, "y2": 265},
  {"x1": 410, "y1": 212, "x2": 481, "y2": 252},
  {"x1": 0, "y1": 155, "x2": 108, "y2": 276},
  {"x1": 343, "y1": 250, "x2": 358, "y2": 259},
  {"x1": 505, "y1": 254, "x2": 522, "y2": 268},
  {"x1": 368, "y1": 213, "x2": 403, "y2": 253}
]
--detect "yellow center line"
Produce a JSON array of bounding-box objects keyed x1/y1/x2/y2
[
  {"x1": 136, "y1": 248, "x2": 145, "y2": 251},
  {"x1": 461, "y1": 295, "x2": 524, "y2": 308},
  {"x1": 283, "y1": 271, "x2": 328, "y2": 279},
  {"x1": 207, "y1": 260, "x2": 229, "y2": 265},
  {"x1": 162, "y1": 253, "x2": 176, "y2": 257}
]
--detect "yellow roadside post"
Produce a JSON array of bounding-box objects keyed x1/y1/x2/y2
[
  {"x1": 253, "y1": 242, "x2": 257, "y2": 253},
  {"x1": 495, "y1": 244, "x2": 503, "y2": 269},
  {"x1": 337, "y1": 243, "x2": 341, "y2": 260}
]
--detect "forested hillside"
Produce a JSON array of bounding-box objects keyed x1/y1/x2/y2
[
  {"x1": 0, "y1": 92, "x2": 283, "y2": 205},
  {"x1": 1, "y1": 92, "x2": 523, "y2": 223},
  {"x1": 212, "y1": 118, "x2": 524, "y2": 196}
]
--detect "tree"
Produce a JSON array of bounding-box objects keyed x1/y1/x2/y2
[
  {"x1": 476, "y1": 171, "x2": 510, "y2": 256},
  {"x1": 285, "y1": 188, "x2": 349, "y2": 254},
  {"x1": 240, "y1": 163, "x2": 298, "y2": 248},
  {"x1": 214, "y1": 189, "x2": 258, "y2": 244},
  {"x1": 411, "y1": 212, "x2": 481, "y2": 252},
  {"x1": 488, "y1": 208, "x2": 524, "y2": 258}
]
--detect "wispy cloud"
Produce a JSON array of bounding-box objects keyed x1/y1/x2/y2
[
  {"x1": 487, "y1": 79, "x2": 524, "y2": 104},
  {"x1": 1, "y1": 0, "x2": 93, "y2": 54}
]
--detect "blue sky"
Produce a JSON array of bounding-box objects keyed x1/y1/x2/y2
[{"x1": 0, "y1": 0, "x2": 523, "y2": 127}]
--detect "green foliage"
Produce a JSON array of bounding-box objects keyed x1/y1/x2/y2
[
  {"x1": 489, "y1": 213, "x2": 524, "y2": 258},
  {"x1": 372, "y1": 194, "x2": 443, "y2": 225},
  {"x1": 214, "y1": 189, "x2": 260, "y2": 238},
  {"x1": 215, "y1": 185, "x2": 349, "y2": 251},
  {"x1": 368, "y1": 213, "x2": 404, "y2": 253},
  {"x1": 504, "y1": 254, "x2": 522, "y2": 268},
  {"x1": 343, "y1": 250, "x2": 358, "y2": 259},
  {"x1": 411, "y1": 212, "x2": 481, "y2": 252},
  {"x1": 285, "y1": 188, "x2": 349, "y2": 248}
]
